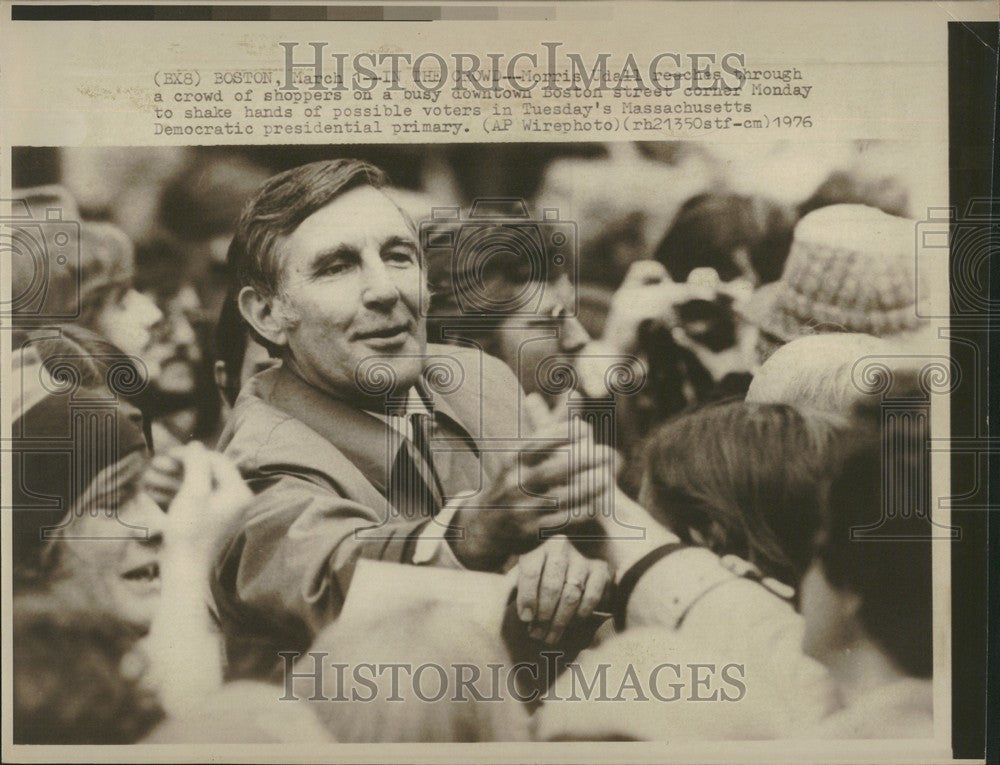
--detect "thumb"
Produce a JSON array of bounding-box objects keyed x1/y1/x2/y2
[{"x1": 174, "y1": 442, "x2": 212, "y2": 501}]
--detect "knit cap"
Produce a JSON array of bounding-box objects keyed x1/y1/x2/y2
[
  {"x1": 740, "y1": 204, "x2": 926, "y2": 342},
  {"x1": 11, "y1": 219, "x2": 135, "y2": 326},
  {"x1": 11, "y1": 385, "x2": 148, "y2": 583}
]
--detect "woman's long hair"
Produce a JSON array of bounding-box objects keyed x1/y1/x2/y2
[{"x1": 641, "y1": 400, "x2": 846, "y2": 586}]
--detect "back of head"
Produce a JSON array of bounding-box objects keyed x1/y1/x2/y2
[
  {"x1": 745, "y1": 333, "x2": 891, "y2": 414},
  {"x1": 213, "y1": 291, "x2": 250, "y2": 407},
  {"x1": 12, "y1": 220, "x2": 136, "y2": 329},
  {"x1": 815, "y1": 369, "x2": 933, "y2": 678},
  {"x1": 307, "y1": 602, "x2": 530, "y2": 742},
  {"x1": 11, "y1": 359, "x2": 149, "y2": 588},
  {"x1": 13, "y1": 594, "x2": 164, "y2": 743},
  {"x1": 160, "y1": 154, "x2": 271, "y2": 243},
  {"x1": 23, "y1": 324, "x2": 149, "y2": 393},
  {"x1": 739, "y1": 204, "x2": 926, "y2": 346},
  {"x1": 17, "y1": 324, "x2": 153, "y2": 441},
  {"x1": 642, "y1": 400, "x2": 846, "y2": 584}
]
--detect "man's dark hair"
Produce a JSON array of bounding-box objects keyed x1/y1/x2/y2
[
  {"x1": 227, "y1": 159, "x2": 390, "y2": 299},
  {"x1": 815, "y1": 369, "x2": 933, "y2": 678},
  {"x1": 214, "y1": 291, "x2": 250, "y2": 407},
  {"x1": 653, "y1": 193, "x2": 795, "y2": 285}
]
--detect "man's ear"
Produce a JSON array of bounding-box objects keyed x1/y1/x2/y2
[{"x1": 238, "y1": 285, "x2": 288, "y2": 350}]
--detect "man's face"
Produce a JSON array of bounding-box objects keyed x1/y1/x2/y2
[
  {"x1": 493, "y1": 274, "x2": 590, "y2": 405},
  {"x1": 271, "y1": 186, "x2": 427, "y2": 397},
  {"x1": 95, "y1": 288, "x2": 163, "y2": 380},
  {"x1": 144, "y1": 285, "x2": 203, "y2": 395}
]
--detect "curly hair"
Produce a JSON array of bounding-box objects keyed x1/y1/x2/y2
[{"x1": 13, "y1": 594, "x2": 165, "y2": 743}]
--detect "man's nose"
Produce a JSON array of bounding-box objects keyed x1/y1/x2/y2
[
  {"x1": 360, "y1": 260, "x2": 400, "y2": 310},
  {"x1": 558, "y1": 316, "x2": 591, "y2": 355},
  {"x1": 172, "y1": 315, "x2": 201, "y2": 358},
  {"x1": 133, "y1": 493, "x2": 166, "y2": 545},
  {"x1": 131, "y1": 290, "x2": 164, "y2": 328}
]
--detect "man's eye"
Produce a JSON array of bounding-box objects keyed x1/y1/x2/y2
[
  {"x1": 385, "y1": 250, "x2": 416, "y2": 266},
  {"x1": 319, "y1": 262, "x2": 351, "y2": 276}
]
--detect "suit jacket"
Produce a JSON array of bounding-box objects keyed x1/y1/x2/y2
[{"x1": 213, "y1": 343, "x2": 529, "y2": 678}]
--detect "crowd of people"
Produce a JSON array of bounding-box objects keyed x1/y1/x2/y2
[{"x1": 10, "y1": 143, "x2": 939, "y2": 744}]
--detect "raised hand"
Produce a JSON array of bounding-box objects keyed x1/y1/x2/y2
[{"x1": 450, "y1": 410, "x2": 615, "y2": 570}]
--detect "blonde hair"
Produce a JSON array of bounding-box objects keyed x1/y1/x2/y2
[{"x1": 746, "y1": 333, "x2": 890, "y2": 414}]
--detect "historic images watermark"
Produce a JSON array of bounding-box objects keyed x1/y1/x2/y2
[
  {"x1": 277, "y1": 43, "x2": 749, "y2": 96},
  {"x1": 279, "y1": 651, "x2": 748, "y2": 705}
]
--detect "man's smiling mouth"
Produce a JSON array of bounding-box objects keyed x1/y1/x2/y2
[{"x1": 355, "y1": 323, "x2": 411, "y2": 341}]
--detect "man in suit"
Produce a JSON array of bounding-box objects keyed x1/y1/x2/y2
[{"x1": 216, "y1": 160, "x2": 613, "y2": 676}]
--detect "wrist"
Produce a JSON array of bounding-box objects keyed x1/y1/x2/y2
[
  {"x1": 448, "y1": 507, "x2": 506, "y2": 571},
  {"x1": 161, "y1": 543, "x2": 216, "y2": 585}
]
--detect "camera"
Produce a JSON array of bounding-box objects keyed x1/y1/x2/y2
[
  {"x1": 420, "y1": 198, "x2": 578, "y2": 317},
  {"x1": 673, "y1": 271, "x2": 751, "y2": 353},
  {"x1": 675, "y1": 293, "x2": 738, "y2": 352},
  {"x1": 2, "y1": 199, "x2": 82, "y2": 322}
]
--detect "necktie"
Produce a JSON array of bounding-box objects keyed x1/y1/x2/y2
[{"x1": 387, "y1": 412, "x2": 444, "y2": 520}]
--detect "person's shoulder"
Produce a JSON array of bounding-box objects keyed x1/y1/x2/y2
[
  {"x1": 220, "y1": 371, "x2": 292, "y2": 448},
  {"x1": 425, "y1": 342, "x2": 519, "y2": 386},
  {"x1": 219, "y1": 372, "x2": 339, "y2": 473}
]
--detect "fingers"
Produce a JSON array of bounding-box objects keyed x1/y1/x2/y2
[
  {"x1": 517, "y1": 434, "x2": 575, "y2": 468},
  {"x1": 515, "y1": 544, "x2": 546, "y2": 623},
  {"x1": 206, "y1": 451, "x2": 251, "y2": 500},
  {"x1": 529, "y1": 536, "x2": 570, "y2": 640},
  {"x1": 521, "y1": 443, "x2": 616, "y2": 492},
  {"x1": 545, "y1": 549, "x2": 610, "y2": 645},
  {"x1": 622, "y1": 259, "x2": 669, "y2": 287},
  {"x1": 541, "y1": 556, "x2": 588, "y2": 644},
  {"x1": 576, "y1": 560, "x2": 611, "y2": 621},
  {"x1": 519, "y1": 544, "x2": 612, "y2": 646},
  {"x1": 142, "y1": 452, "x2": 184, "y2": 502},
  {"x1": 175, "y1": 442, "x2": 212, "y2": 499}
]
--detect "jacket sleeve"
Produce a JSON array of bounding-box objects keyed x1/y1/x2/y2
[{"x1": 213, "y1": 461, "x2": 432, "y2": 646}]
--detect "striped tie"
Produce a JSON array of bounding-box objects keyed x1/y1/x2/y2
[{"x1": 387, "y1": 412, "x2": 444, "y2": 520}]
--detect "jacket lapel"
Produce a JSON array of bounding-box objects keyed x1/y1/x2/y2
[
  {"x1": 265, "y1": 364, "x2": 483, "y2": 500},
  {"x1": 268, "y1": 367, "x2": 393, "y2": 494}
]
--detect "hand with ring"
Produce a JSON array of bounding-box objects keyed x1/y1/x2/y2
[{"x1": 514, "y1": 534, "x2": 612, "y2": 645}]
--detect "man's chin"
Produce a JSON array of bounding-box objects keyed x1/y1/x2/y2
[{"x1": 353, "y1": 337, "x2": 426, "y2": 393}]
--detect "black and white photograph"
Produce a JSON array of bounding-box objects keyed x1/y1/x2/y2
[
  {"x1": 7, "y1": 139, "x2": 946, "y2": 743},
  {"x1": 1, "y1": 2, "x2": 995, "y2": 763}
]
